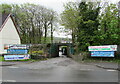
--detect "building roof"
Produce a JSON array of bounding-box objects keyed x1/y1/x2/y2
[
  {"x1": 2, "y1": 14, "x2": 9, "y2": 24},
  {"x1": 0, "y1": 13, "x2": 21, "y2": 39},
  {"x1": 0, "y1": 14, "x2": 10, "y2": 30},
  {"x1": 0, "y1": 13, "x2": 12, "y2": 31}
]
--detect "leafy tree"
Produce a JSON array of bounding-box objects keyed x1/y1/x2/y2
[
  {"x1": 0, "y1": 4, "x2": 12, "y2": 13},
  {"x1": 0, "y1": 3, "x2": 58, "y2": 44},
  {"x1": 60, "y1": 2, "x2": 79, "y2": 43},
  {"x1": 77, "y1": 1, "x2": 100, "y2": 51},
  {"x1": 99, "y1": 3, "x2": 120, "y2": 45}
]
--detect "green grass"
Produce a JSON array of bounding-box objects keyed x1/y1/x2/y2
[
  {"x1": 3, "y1": 59, "x2": 34, "y2": 62},
  {"x1": 0, "y1": 56, "x2": 4, "y2": 61}
]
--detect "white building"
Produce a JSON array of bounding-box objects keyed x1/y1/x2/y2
[{"x1": 0, "y1": 14, "x2": 21, "y2": 54}]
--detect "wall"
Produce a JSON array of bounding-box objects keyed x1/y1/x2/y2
[{"x1": 0, "y1": 17, "x2": 21, "y2": 54}]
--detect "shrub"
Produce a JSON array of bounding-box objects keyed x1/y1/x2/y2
[{"x1": 30, "y1": 50, "x2": 44, "y2": 55}]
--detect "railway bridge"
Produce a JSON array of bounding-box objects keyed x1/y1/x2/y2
[{"x1": 46, "y1": 43, "x2": 74, "y2": 57}]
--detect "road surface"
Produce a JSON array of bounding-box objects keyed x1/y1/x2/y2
[{"x1": 1, "y1": 57, "x2": 118, "y2": 82}]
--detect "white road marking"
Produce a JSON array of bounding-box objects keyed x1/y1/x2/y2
[
  {"x1": 79, "y1": 69, "x2": 94, "y2": 71},
  {"x1": 107, "y1": 70, "x2": 117, "y2": 71},
  {"x1": 0, "y1": 80, "x2": 16, "y2": 82},
  {"x1": 8, "y1": 66, "x2": 19, "y2": 68}
]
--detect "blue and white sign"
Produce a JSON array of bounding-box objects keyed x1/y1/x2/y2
[
  {"x1": 4, "y1": 55, "x2": 30, "y2": 60},
  {"x1": 4, "y1": 44, "x2": 30, "y2": 60},
  {"x1": 91, "y1": 51, "x2": 114, "y2": 57},
  {"x1": 4, "y1": 44, "x2": 29, "y2": 50},
  {"x1": 7, "y1": 49, "x2": 28, "y2": 55}
]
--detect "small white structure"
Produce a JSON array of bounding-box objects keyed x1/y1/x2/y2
[{"x1": 0, "y1": 14, "x2": 21, "y2": 54}]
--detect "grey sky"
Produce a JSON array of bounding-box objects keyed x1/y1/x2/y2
[
  {"x1": 1, "y1": 0, "x2": 119, "y2": 14},
  {"x1": 0, "y1": 0, "x2": 76, "y2": 14}
]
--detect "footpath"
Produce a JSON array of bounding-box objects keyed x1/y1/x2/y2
[{"x1": 85, "y1": 62, "x2": 120, "y2": 71}]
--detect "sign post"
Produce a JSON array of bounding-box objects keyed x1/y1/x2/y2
[
  {"x1": 4, "y1": 44, "x2": 30, "y2": 60},
  {"x1": 88, "y1": 45, "x2": 117, "y2": 57}
]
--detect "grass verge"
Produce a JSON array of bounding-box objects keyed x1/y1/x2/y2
[{"x1": 0, "y1": 56, "x2": 4, "y2": 62}]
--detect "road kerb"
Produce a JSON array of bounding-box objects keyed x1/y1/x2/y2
[{"x1": 95, "y1": 64, "x2": 120, "y2": 71}]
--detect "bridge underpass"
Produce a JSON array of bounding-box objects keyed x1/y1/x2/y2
[{"x1": 48, "y1": 43, "x2": 74, "y2": 58}]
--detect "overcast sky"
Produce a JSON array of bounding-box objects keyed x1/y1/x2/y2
[
  {"x1": 0, "y1": 0, "x2": 76, "y2": 14},
  {"x1": 0, "y1": 0, "x2": 119, "y2": 38},
  {"x1": 0, "y1": 0, "x2": 119, "y2": 14}
]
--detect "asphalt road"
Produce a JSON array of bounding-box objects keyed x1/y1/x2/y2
[{"x1": 1, "y1": 56, "x2": 119, "y2": 82}]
